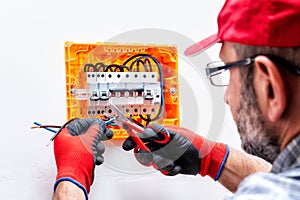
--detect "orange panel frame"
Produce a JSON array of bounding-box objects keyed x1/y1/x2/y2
[{"x1": 65, "y1": 42, "x2": 180, "y2": 139}]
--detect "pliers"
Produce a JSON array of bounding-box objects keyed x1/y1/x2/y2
[{"x1": 110, "y1": 103, "x2": 170, "y2": 165}]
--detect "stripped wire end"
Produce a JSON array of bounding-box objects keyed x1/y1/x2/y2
[
  {"x1": 32, "y1": 118, "x2": 117, "y2": 146},
  {"x1": 31, "y1": 126, "x2": 41, "y2": 129},
  {"x1": 46, "y1": 140, "x2": 53, "y2": 147}
]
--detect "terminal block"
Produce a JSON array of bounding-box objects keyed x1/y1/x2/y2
[{"x1": 65, "y1": 42, "x2": 180, "y2": 139}]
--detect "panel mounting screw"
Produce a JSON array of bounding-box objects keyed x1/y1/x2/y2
[{"x1": 170, "y1": 87, "x2": 176, "y2": 95}]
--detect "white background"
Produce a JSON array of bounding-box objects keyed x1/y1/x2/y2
[{"x1": 0, "y1": 0, "x2": 242, "y2": 199}]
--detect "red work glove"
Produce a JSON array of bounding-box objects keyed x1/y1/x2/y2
[
  {"x1": 53, "y1": 118, "x2": 113, "y2": 199},
  {"x1": 122, "y1": 123, "x2": 229, "y2": 180}
]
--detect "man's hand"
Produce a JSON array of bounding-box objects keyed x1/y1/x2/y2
[
  {"x1": 122, "y1": 124, "x2": 229, "y2": 180},
  {"x1": 53, "y1": 118, "x2": 113, "y2": 199}
]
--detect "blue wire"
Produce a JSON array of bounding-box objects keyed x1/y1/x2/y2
[
  {"x1": 33, "y1": 122, "x2": 57, "y2": 133},
  {"x1": 104, "y1": 117, "x2": 115, "y2": 125},
  {"x1": 34, "y1": 118, "x2": 116, "y2": 134}
]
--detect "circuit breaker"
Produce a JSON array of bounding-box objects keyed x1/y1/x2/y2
[{"x1": 65, "y1": 42, "x2": 180, "y2": 139}]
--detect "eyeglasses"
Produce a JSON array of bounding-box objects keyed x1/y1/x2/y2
[{"x1": 206, "y1": 54, "x2": 300, "y2": 87}]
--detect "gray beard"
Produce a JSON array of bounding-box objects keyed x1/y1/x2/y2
[{"x1": 236, "y1": 85, "x2": 280, "y2": 163}]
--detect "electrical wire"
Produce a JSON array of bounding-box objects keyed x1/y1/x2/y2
[
  {"x1": 125, "y1": 54, "x2": 165, "y2": 122},
  {"x1": 120, "y1": 65, "x2": 130, "y2": 72},
  {"x1": 31, "y1": 122, "x2": 58, "y2": 133},
  {"x1": 83, "y1": 53, "x2": 165, "y2": 124},
  {"x1": 84, "y1": 63, "x2": 131, "y2": 72},
  {"x1": 105, "y1": 64, "x2": 123, "y2": 72},
  {"x1": 136, "y1": 59, "x2": 149, "y2": 72},
  {"x1": 95, "y1": 62, "x2": 106, "y2": 72},
  {"x1": 84, "y1": 63, "x2": 96, "y2": 72},
  {"x1": 32, "y1": 118, "x2": 117, "y2": 134},
  {"x1": 144, "y1": 58, "x2": 152, "y2": 72}
]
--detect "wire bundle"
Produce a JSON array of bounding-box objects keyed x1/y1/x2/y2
[{"x1": 84, "y1": 54, "x2": 165, "y2": 125}]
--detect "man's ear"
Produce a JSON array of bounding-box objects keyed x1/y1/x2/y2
[{"x1": 253, "y1": 56, "x2": 287, "y2": 122}]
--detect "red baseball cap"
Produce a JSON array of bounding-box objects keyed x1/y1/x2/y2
[{"x1": 184, "y1": 0, "x2": 300, "y2": 56}]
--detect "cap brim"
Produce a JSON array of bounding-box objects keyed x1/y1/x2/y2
[{"x1": 184, "y1": 33, "x2": 220, "y2": 56}]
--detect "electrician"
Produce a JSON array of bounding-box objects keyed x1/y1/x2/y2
[{"x1": 53, "y1": 0, "x2": 300, "y2": 199}]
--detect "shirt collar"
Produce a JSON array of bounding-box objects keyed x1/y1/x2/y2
[{"x1": 272, "y1": 133, "x2": 300, "y2": 173}]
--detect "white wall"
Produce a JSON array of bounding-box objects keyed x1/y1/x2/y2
[{"x1": 0, "y1": 0, "x2": 243, "y2": 199}]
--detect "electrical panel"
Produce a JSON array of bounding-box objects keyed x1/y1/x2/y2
[{"x1": 65, "y1": 42, "x2": 180, "y2": 139}]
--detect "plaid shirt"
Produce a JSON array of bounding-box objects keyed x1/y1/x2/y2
[{"x1": 227, "y1": 134, "x2": 300, "y2": 200}]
